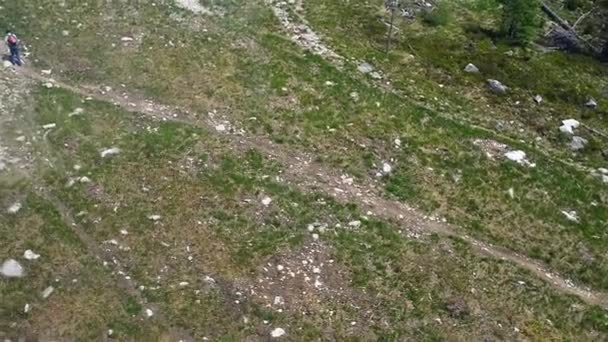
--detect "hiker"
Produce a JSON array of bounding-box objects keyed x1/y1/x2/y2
[{"x1": 5, "y1": 30, "x2": 21, "y2": 66}]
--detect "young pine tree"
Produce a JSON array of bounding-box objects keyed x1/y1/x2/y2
[{"x1": 500, "y1": 0, "x2": 542, "y2": 44}]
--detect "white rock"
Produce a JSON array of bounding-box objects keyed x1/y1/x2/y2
[
  {"x1": 602, "y1": 175, "x2": 608, "y2": 184},
  {"x1": 348, "y1": 220, "x2": 361, "y2": 228},
  {"x1": 312, "y1": 233, "x2": 319, "y2": 240},
  {"x1": 507, "y1": 188, "x2": 515, "y2": 199},
  {"x1": 120, "y1": 229, "x2": 129, "y2": 235},
  {"x1": 276, "y1": 265, "x2": 284, "y2": 272},
  {"x1": 145, "y1": 308, "x2": 154, "y2": 317},
  {"x1": 179, "y1": 281, "x2": 189, "y2": 287},
  {"x1": 147, "y1": 214, "x2": 162, "y2": 221},
  {"x1": 505, "y1": 150, "x2": 527, "y2": 165},
  {"x1": 15, "y1": 135, "x2": 26, "y2": 142},
  {"x1": 3, "y1": 60, "x2": 13, "y2": 68},
  {"x1": 533, "y1": 95, "x2": 543, "y2": 104},
  {"x1": 24, "y1": 303, "x2": 31, "y2": 313},
  {"x1": 215, "y1": 124, "x2": 226, "y2": 132},
  {"x1": 598, "y1": 168, "x2": 608, "y2": 175},
  {"x1": 42, "y1": 123, "x2": 56, "y2": 129},
  {"x1": 394, "y1": 138, "x2": 401, "y2": 148},
  {"x1": 561, "y1": 210, "x2": 579, "y2": 223},
  {"x1": 41, "y1": 69, "x2": 52, "y2": 75},
  {"x1": 585, "y1": 98, "x2": 598, "y2": 109},
  {"x1": 43, "y1": 82, "x2": 54, "y2": 88},
  {"x1": 62, "y1": 30, "x2": 70, "y2": 36},
  {"x1": 312, "y1": 267, "x2": 321, "y2": 274},
  {"x1": 357, "y1": 63, "x2": 374, "y2": 74},
  {"x1": 121, "y1": 36, "x2": 134, "y2": 42},
  {"x1": 24, "y1": 250, "x2": 40, "y2": 260},
  {"x1": 79, "y1": 176, "x2": 92, "y2": 183},
  {"x1": 1, "y1": 259, "x2": 24, "y2": 277},
  {"x1": 41, "y1": 286, "x2": 55, "y2": 299},
  {"x1": 108, "y1": 329, "x2": 114, "y2": 336},
  {"x1": 69, "y1": 108, "x2": 84, "y2": 117},
  {"x1": 559, "y1": 119, "x2": 580, "y2": 135},
  {"x1": 101, "y1": 147, "x2": 121, "y2": 158},
  {"x1": 7, "y1": 202, "x2": 22, "y2": 214},
  {"x1": 270, "y1": 328, "x2": 286, "y2": 338},
  {"x1": 261, "y1": 196, "x2": 272, "y2": 206},
  {"x1": 382, "y1": 163, "x2": 392, "y2": 174},
  {"x1": 273, "y1": 296, "x2": 284, "y2": 305},
  {"x1": 464, "y1": 63, "x2": 479, "y2": 73}
]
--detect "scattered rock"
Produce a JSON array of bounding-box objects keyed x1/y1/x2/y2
[
  {"x1": 215, "y1": 124, "x2": 226, "y2": 132},
  {"x1": 62, "y1": 30, "x2": 70, "y2": 36},
  {"x1": 464, "y1": 63, "x2": 479, "y2": 73},
  {"x1": 15, "y1": 135, "x2": 26, "y2": 142},
  {"x1": 357, "y1": 63, "x2": 374, "y2": 74},
  {"x1": 24, "y1": 250, "x2": 40, "y2": 260},
  {"x1": 24, "y1": 303, "x2": 31, "y2": 313},
  {"x1": 533, "y1": 95, "x2": 543, "y2": 105},
  {"x1": 487, "y1": 79, "x2": 507, "y2": 94},
  {"x1": 561, "y1": 210, "x2": 579, "y2": 223},
  {"x1": 145, "y1": 308, "x2": 154, "y2": 318},
  {"x1": 559, "y1": 119, "x2": 580, "y2": 135},
  {"x1": 41, "y1": 69, "x2": 52, "y2": 75},
  {"x1": 42, "y1": 82, "x2": 54, "y2": 89},
  {"x1": 394, "y1": 138, "x2": 401, "y2": 148},
  {"x1": 1, "y1": 259, "x2": 24, "y2": 278},
  {"x1": 101, "y1": 147, "x2": 121, "y2": 158},
  {"x1": 120, "y1": 36, "x2": 134, "y2": 42},
  {"x1": 585, "y1": 98, "x2": 597, "y2": 109},
  {"x1": 273, "y1": 296, "x2": 284, "y2": 305},
  {"x1": 42, "y1": 123, "x2": 57, "y2": 130},
  {"x1": 348, "y1": 220, "x2": 362, "y2": 228},
  {"x1": 382, "y1": 162, "x2": 392, "y2": 174},
  {"x1": 69, "y1": 108, "x2": 84, "y2": 117},
  {"x1": 147, "y1": 214, "x2": 162, "y2": 221},
  {"x1": 504, "y1": 150, "x2": 534, "y2": 167},
  {"x1": 270, "y1": 328, "x2": 286, "y2": 338},
  {"x1": 261, "y1": 196, "x2": 272, "y2": 206},
  {"x1": 7, "y1": 202, "x2": 22, "y2": 214},
  {"x1": 569, "y1": 136, "x2": 588, "y2": 151},
  {"x1": 41, "y1": 286, "x2": 55, "y2": 299}
]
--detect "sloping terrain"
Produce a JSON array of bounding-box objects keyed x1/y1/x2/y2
[{"x1": 1, "y1": 0, "x2": 608, "y2": 340}]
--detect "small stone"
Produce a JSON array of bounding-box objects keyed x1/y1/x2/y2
[
  {"x1": 261, "y1": 196, "x2": 272, "y2": 206},
  {"x1": 273, "y1": 296, "x2": 284, "y2": 305},
  {"x1": 69, "y1": 108, "x2": 84, "y2": 117},
  {"x1": 277, "y1": 265, "x2": 284, "y2": 272},
  {"x1": 533, "y1": 95, "x2": 543, "y2": 104},
  {"x1": 270, "y1": 328, "x2": 286, "y2": 338},
  {"x1": 561, "y1": 210, "x2": 579, "y2": 223},
  {"x1": 348, "y1": 220, "x2": 361, "y2": 228},
  {"x1": 24, "y1": 303, "x2": 31, "y2": 313},
  {"x1": 585, "y1": 98, "x2": 597, "y2": 109},
  {"x1": 41, "y1": 69, "x2": 52, "y2": 75},
  {"x1": 145, "y1": 308, "x2": 154, "y2": 317},
  {"x1": 62, "y1": 30, "x2": 70, "y2": 36},
  {"x1": 101, "y1": 147, "x2": 121, "y2": 158},
  {"x1": 394, "y1": 138, "x2": 401, "y2": 148},
  {"x1": 79, "y1": 176, "x2": 92, "y2": 183},
  {"x1": 215, "y1": 124, "x2": 226, "y2": 132},
  {"x1": 15, "y1": 135, "x2": 26, "y2": 142},
  {"x1": 507, "y1": 188, "x2": 515, "y2": 199},
  {"x1": 7, "y1": 202, "x2": 22, "y2": 214},
  {"x1": 357, "y1": 63, "x2": 374, "y2": 74},
  {"x1": 487, "y1": 79, "x2": 507, "y2": 94},
  {"x1": 312, "y1": 267, "x2": 320, "y2": 274},
  {"x1": 43, "y1": 82, "x2": 54, "y2": 88},
  {"x1": 42, "y1": 123, "x2": 57, "y2": 129},
  {"x1": 1, "y1": 259, "x2": 24, "y2": 277},
  {"x1": 382, "y1": 163, "x2": 392, "y2": 174},
  {"x1": 559, "y1": 119, "x2": 580, "y2": 135},
  {"x1": 108, "y1": 329, "x2": 114, "y2": 336},
  {"x1": 24, "y1": 250, "x2": 40, "y2": 260},
  {"x1": 121, "y1": 36, "x2": 134, "y2": 42},
  {"x1": 569, "y1": 136, "x2": 588, "y2": 151},
  {"x1": 179, "y1": 281, "x2": 189, "y2": 287},
  {"x1": 312, "y1": 233, "x2": 319, "y2": 240},
  {"x1": 3, "y1": 60, "x2": 12, "y2": 68},
  {"x1": 464, "y1": 63, "x2": 479, "y2": 73},
  {"x1": 147, "y1": 214, "x2": 162, "y2": 221},
  {"x1": 41, "y1": 286, "x2": 55, "y2": 299}
]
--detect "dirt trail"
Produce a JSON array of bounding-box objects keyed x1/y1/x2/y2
[{"x1": 16, "y1": 67, "x2": 608, "y2": 308}]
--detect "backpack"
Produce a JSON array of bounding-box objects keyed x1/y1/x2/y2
[{"x1": 7, "y1": 34, "x2": 17, "y2": 45}]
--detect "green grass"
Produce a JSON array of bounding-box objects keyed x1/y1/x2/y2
[
  {"x1": 9, "y1": 82, "x2": 606, "y2": 340},
  {"x1": 2, "y1": 0, "x2": 608, "y2": 338}
]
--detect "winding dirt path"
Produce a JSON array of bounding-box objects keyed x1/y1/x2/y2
[{"x1": 15, "y1": 67, "x2": 608, "y2": 309}]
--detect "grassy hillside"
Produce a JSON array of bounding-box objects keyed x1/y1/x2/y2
[{"x1": 1, "y1": 0, "x2": 608, "y2": 340}]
